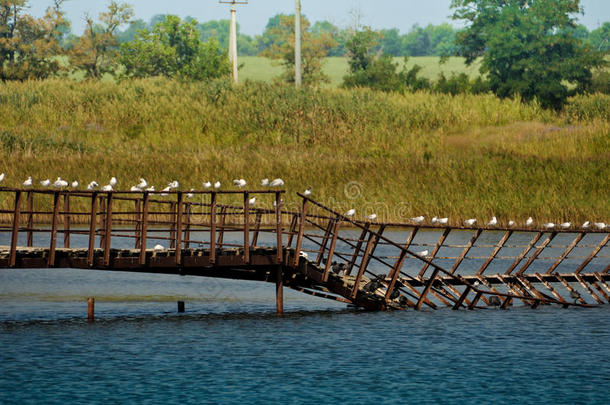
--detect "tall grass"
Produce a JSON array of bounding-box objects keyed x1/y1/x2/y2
[{"x1": 0, "y1": 78, "x2": 607, "y2": 224}]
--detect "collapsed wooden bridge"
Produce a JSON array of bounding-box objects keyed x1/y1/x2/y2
[{"x1": 0, "y1": 187, "x2": 608, "y2": 313}]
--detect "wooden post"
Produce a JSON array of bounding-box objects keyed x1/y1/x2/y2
[
  {"x1": 87, "y1": 192, "x2": 98, "y2": 267},
  {"x1": 322, "y1": 217, "x2": 341, "y2": 282},
  {"x1": 184, "y1": 203, "x2": 191, "y2": 249},
  {"x1": 385, "y1": 228, "x2": 419, "y2": 301},
  {"x1": 575, "y1": 234, "x2": 609, "y2": 274},
  {"x1": 546, "y1": 232, "x2": 585, "y2": 274},
  {"x1": 251, "y1": 211, "x2": 262, "y2": 248},
  {"x1": 48, "y1": 192, "x2": 61, "y2": 267},
  {"x1": 243, "y1": 192, "x2": 250, "y2": 264},
  {"x1": 87, "y1": 297, "x2": 95, "y2": 322},
  {"x1": 418, "y1": 227, "x2": 451, "y2": 277},
  {"x1": 169, "y1": 201, "x2": 177, "y2": 249},
  {"x1": 286, "y1": 213, "x2": 298, "y2": 247},
  {"x1": 175, "y1": 192, "x2": 183, "y2": 265},
  {"x1": 504, "y1": 232, "x2": 543, "y2": 274},
  {"x1": 293, "y1": 199, "x2": 308, "y2": 267},
  {"x1": 103, "y1": 192, "x2": 113, "y2": 267},
  {"x1": 351, "y1": 232, "x2": 376, "y2": 299},
  {"x1": 275, "y1": 192, "x2": 283, "y2": 264},
  {"x1": 316, "y1": 217, "x2": 336, "y2": 266},
  {"x1": 177, "y1": 301, "x2": 185, "y2": 313},
  {"x1": 346, "y1": 223, "x2": 370, "y2": 276},
  {"x1": 217, "y1": 206, "x2": 227, "y2": 248},
  {"x1": 276, "y1": 265, "x2": 284, "y2": 315},
  {"x1": 516, "y1": 232, "x2": 557, "y2": 275},
  {"x1": 63, "y1": 194, "x2": 70, "y2": 248},
  {"x1": 417, "y1": 267, "x2": 442, "y2": 310},
  {"x1": 98, "y1": 197, "x2": 106, "y2": 248},
  {"x1": 26, "y1": 191, "x2": 33, "y2": 247},
  {"x1": 210, "y1": 192, "x2": 217, "y2": 264},
  {"x1": 9, "y1": 191, "x2": 22, "y2": 267},
  {"x1": 451, "y1": 229, "x2": 482, "y2": 273},
  {"x1": 476, "y1": 230, "x2": 513, "y2": 275},
  {"x1": 135, "y1": 199, "x2": 141, "y2": 249},
  {"x1": 139, "y1": 192, "x2": 149, "y2": 266}
]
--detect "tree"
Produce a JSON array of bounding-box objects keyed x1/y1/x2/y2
[
  {"x1": 260, "y1": 14, "x2": 336, "y2": 86},
  {"x1": 589, "y1": 22, "x2": 609, "y2": 53},
  {"x1": 119, "y1": 15, "x2": 231, "y2": 81},
  {"x1": 0, "y1": 0, "x2": 68, "y2": 80},
  {"x1": 69, "y1": 1, "x2": 133, "y2": 79},
  {"x1": 451, "y1": 0, "x2": 605, "y2": 109}
]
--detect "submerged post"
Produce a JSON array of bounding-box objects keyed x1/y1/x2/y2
[
  {"x1": 87, "y1": 297, "x2": 95, "y2": 322},
  {"x1": 276, "y1": 265, "x2": 284, "y2": 315}
]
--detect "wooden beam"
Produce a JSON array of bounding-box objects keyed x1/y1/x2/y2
[
  {"x1": 63, "y1": 194, "x2": 71, "y2": 248},
  {"x1": 243, "y1": 192, "x2": 250, "y2": 264},
  {"x1": 103, "y1": 192, "x2": 113, "y2": 267},
  {"x1": 346, "y1": 223, "x2": 370, "y2": 276},
  {"x1": 451, "y1": 228, "x2": 481, "y2": 274},
  {"x1": 9, "y1": 191, "x2": 22, "y2": 267},
  {"x1": 516, "y1": 232, "x2": 557, "y2": 275},
  {"x1": 210, "y1": 192, "x2": 217, "y2": 264},
  {"x1": 418, "y1": 227, "x2": 451, "y2": 277},
  {"x1": 48, "y1": 192, "x2": 61, "y2": 267},
  {"x1": 87, "y1": 192, "x2": 98, "y2": 267},
  {"x1": 575, "y1": 234, "x2": 609, "y2": 274},
  {"x1": 139, "y1": 192, "x2": 149, "y2": 266},
  {"x1": 275, "y1": 192, "x2": 283, "y2": 264},
  {"x1": 476, "y1": 230, "x2": 512, "y2": 275},
  {"x1": 504, "y1": 232, "x2": 543, "y2": 275},
  {"x1": 26, "y1": 191, "x2": 33, "y2": 247},
  {"x1": 546, "y1": 232, "x2": 585, "y2": 274},
  {"x1": 175, "y1": 192, "x2": 183, "y2": 266},
  {"x1": 322, "y1": 217, "x2": 341, "y2": 282},
  {"x1": 293, "y1": 198, "x2": 308, "y2": 267},
  {"x1": 385, "y1": 227, "x2": 419, "y2": 301}
]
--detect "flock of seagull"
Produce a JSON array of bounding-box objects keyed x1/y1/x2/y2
[{"x1": 0, "y1": 172, "x2": 606, "y2": 230}]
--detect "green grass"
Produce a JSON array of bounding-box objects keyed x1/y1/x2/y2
[
  {"x1": 0, "y1": 78, "x2": 608, "y2": 224},
  {"x1": 239, "y1": 56, "x2": 482, "y2": 87}
]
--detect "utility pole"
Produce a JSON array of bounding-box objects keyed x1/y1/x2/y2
[
  {"x1": 220, "y1": 1, "x2": 248, "y2": 84},
  {"x1": 295, "y1": 0, "x2": 302, "y2": 87}
]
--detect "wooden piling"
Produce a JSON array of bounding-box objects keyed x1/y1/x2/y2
[
  {"x1": 276, "y1": 265, "x2": 284, "y2": 315},
  {"x1": 87, "y1": 297, "x2": 95, "y2": 322},
  {"x1": 177, "y1": 301, "x2": 185, "y2": 313}
]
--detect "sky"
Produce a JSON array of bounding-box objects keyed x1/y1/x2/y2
[{"x1": 29, "y1": 0, "x2": 609, "y2": 35}]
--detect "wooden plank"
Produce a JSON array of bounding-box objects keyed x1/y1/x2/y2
[
  {"x1": 316, "y1": 217, "x2": 336, "y2": 266},
  {"x1": 175, "y1": 192, "x2": 183, "y2": 266},
  {"x1": 293, "y1": 199, "x2": 308, "y2": 267},
  {"x1": 210, "y1": 192, "x2": 217, "y2": 264},
  {"x1": 322, "y1": 217, "x2": 341, "y2": 282},
  {"x1": 498, "y1": 274, "x2": 535, "y2": 307},
  {"x1": 516, "y1": 232, "x2": 558, "y2": 275},
  {"x1": 417, "y1": 267, "x2": 442, "y2": 310},
  {"x1": 275, "y1": 192, "x2": 283, "y2": 264},
  {"x1": 63, "y1": 194, "x2": 71, "y2": 248},
  {"x1": 575, "y1": 234, "x2": 609, "y2": 274},
  {"x1": 351, "y1": 232, "x2": 376, "y2": 299},
  {"x1": 418, "y1": 227, "x2": 451, "y2": 277},
  {"x1": 545, "y1": 232, "x2": 585, "y2": 274},
  {"x1": 243, "y1": 192, "x2": 250, "y2": 264},
  {"x1": 504, "y1": 232, "x2": 543, "y2": 275},
  {"x1": 286, "y1": 214, "x2": 298, "y2": 248},
  {"x1": 87, "y1": 192, "x2": 98, "y2": 267},
  {"x1": 467, "y1": 291, "x2": 483, "y2": 310},
  {"x1": 134, "y1": 199, "x2": 142, "y2": 249},
  {"x1": 184, "y1": 203, "x2": 191, "y2": 249},
  {"x1": 476, "y1": 230, "x2": 512, "y2": 275},
  {"x1": 346, "y1": 223, "x2": 370, "y2": 276},
  {"x1": 574, "y1": 274, "x2": 604, "y2": 304},
  {"x1": 451, "y1": 229, "x2": 482, "y2": 274},
  {"x1": 555, "y1": 274, "x2": 587, "y2": 305},
  {"x1": 590, "y1": 279, "x2": 610, "y2": 303},
  {"x1": 139, "y1": 192, "x2": 149, "y2": 266},
  {"x1": 250, "y1": 211, "x2": 263, "y2": 248},
  {"x1": 594, "y1": 273, "x2": 610, "y2": 295},
  {"x1": 534, "y1": 273, "x2": 567, "y2": 303},
  {"x1": 217, "y1": 206, "x2": 227, "y2": 248},
  {"x1": 48, "y1": 192, "x2": 61, "y2": 267},
  {"x1": 103, "y1": 192, "x2": 113, "y2": 267},
  {"x1": 98, "y1": 197, "x2": 106, "y2": 248},
  {"x1": 9, "y1": 191, "x2": 22, "y2": 267},
  {"x1": 452, "y1": 286, "x2": 471, "y2": 310},
  {"x1": 26, "y1": 191, "x2": 33, "y2": 247},
  {"x1": 385, "y1": 227, "x2": 419, "y2": 301},
  {"x1": 169, "y1": 202, "x2": 176, "y2": 249}
]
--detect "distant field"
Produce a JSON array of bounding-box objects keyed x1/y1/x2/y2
[{"x1": 239, "y1": 56, "x2": 482, "y2": 87}]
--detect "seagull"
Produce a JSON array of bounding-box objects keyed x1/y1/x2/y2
[
  {"x1": 345, "y1": 209, "x2": 356, "y2": 217},
  {"x1": 233, "y1": 179, "x2": 247, "y2": 188},
  {"x1": 101, "y1": 184, "x2": 113, "y2": 192},
  {"x1": 214, "y1": 181, "x2": 221, "y2": 189},
  {"x1": 203, "y1": 181, "x2": 212, "y2": 189},
  {"x1": 130, "y1": 186, "x2": 140, "y2": 191},
  {"x1": 582, "y1": 221, "x2": 590, "y2": 229},
  {"x1": 71, "y1": 180, "x2": 79, "y2": 188},
  {"x1": 87, "y1": 181, "x2": 99, "y2": 190},
  {"x1": 415, "y1": 250, "x2": 429, "y2": 258},
  {"x1": 526, "y1": 217, "x2": 534, "y2": 227},
  {"x1": 367, "y1": 213, "x2": 377, "y2": 221},
  {"x1": 431, "y1": 216, "x2": 438, "y2": 224},
  {"x1": 146, "y1": 186, "x2": 155, "y2": 191},
  {"x1": 137, "y1": 178, "x2": 147, "y2": 189},
  {"x1": 594, "y1": 222, "x2": 606, "y2": 230},
  {"x1": 487, "y1": 216, "x2": 498, "y2": 226},
  {"x1": 464, "y1": 218, "x2": 476, "y2": 226},
  {"x1": 438, "y1": 217, "x2": 448, "y2": 225},
  {"x1": 0, "y1": 173, "x2": 4, "y2": 184},
  {"x1": 168, "y1": 180, "x2": 179, "y2": 189},
  {"x1": 23, "y1": 176, "x2": 33, "y2": 187},
  {"x1": 303, "y1": 187, "x2": 312, "y2": 196},
  {"x1": 109, "y1": 177, "x2": 117, "y2": 187},
  {"x1": 40, "y1": 179, "x2": 51, "y2": 187},
  {"x1": 187, "y1": 189, "x2": 195, "y2": 198},
  {"x1": 161, "y1": 186, "x2": 171, "y2": 196},
  {"x1": 153, "y1": 244, "x2": 164, "y2": 251},
  {"x1": 299, "y1": 251, "x2": 308, "y2": 259},
  {"x1": 560, "y1": 222, "x2": 571, "y2": 229},
  {"x1": 473, "y1": 281, "x2": 480, "y2": 287},
  {"x1": 248, "y1": 196, "x2": 256, "y2": 205},
  {"x1": 261, "y1": 178, "x2": 269, "y2": 187},
  {"x1": 508, "y1": 220, "x2": 515, "y2": 227},
  {"x1": 53, "y1": 177, "x2": 68, "y2": 188},
  {"x1": 543, "y1": 222, "x2": 555, "y2": 229},
  {"x1": 411, "y1": 216, "x2": 424, "y2": 224},
  {"x1": 269, "y1": 178, "x2": 284, "y2": 187}
]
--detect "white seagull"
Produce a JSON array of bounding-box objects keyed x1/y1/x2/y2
[
  {"x1": 438, "y1": 217, "x2": 449, "y2": 225},
  {"x1": 261, "y1": 178, "x2": 269, "y2": 187},
  {"x1": 146, "y1": 186, "x2": 155, "y2": 191},
  {"x1": 582, "y1": 221, "x2": 590, "y2": 229},
  {"x1": 508, "y1": 220, "x2": 515, "y2": 227},
  {"x1": 214, "y1": 181, "x2": 221, "y2": 189},
  {"x1": 594, "y1": 222, "x2": 606, "y2": 230},
  {"x1": 87, "y1": 181, "x2": 99, "y2": 190},
  {"x1": 248, "y1": 196, "x2": 256, "y2": 205},
  {"x1": 137, "y1": 178, "x2": 147, "y2": 189},
  {"x1": 303, "y1": 187, "x2": 312, "y2": 196},
  {"x1": 431, "y1": 216, "x2": 438, "y2": 224},
  {"x1": 543, "y1": 222, "x2": 555, "y2": 229},
  {"x1": 161, "y1": 186, "x2": 171, "y2": 196},
  {"x1": 0, "y1": 173, "x2": 4, "y2": 184},
  {"x1": 187, "y1": 189, "x2": 195, "y2": 199},
  {"x1": 269, "y1": 178, "x2": 284, "y2": 187},
  {"x1": 153, "y1": 244, "x2": 164, "y2": 251},
  {"x1": 415, "y1": 250, "x2": 429, "y2": 258},
  {"x1": 168, "y1": 180, "x2": 179, "y2": 189},
  {"x1": 233, "y1": 179, "x2": 247, "y2": 188},
  {"x1": 411, "y1": 216, "x2": 425, "y2": 224},
  {"x1": 53, "y1": 177, "x2": 68, "y2": 188},
  {"x1": 203, "y1": 181, "x2": 212, "y2": 189},
  {"x1": 526, "y1": 217, "x2": 534, "y2": 227},
  {"x1": 130, "y1": 186, "x2": 140, "y2": 192},
  {"x1": 560, "y1": 222, "x2": 571, "y2": 229},
  {"x1": 101, "y1": 184, "x2": 113, "y2": 192},
  {"x1": 367, "y1": 213, "x2": 377, "y2": 221},
  {"x1": 487, "y1": 216, "x2": 498, "y2": 226},
  {"x1": 71, "y1": 180, "x2": 79, "y2": 188},
  {"x1": 345, "y1": 209, "x2": 356, "y2": 217},
  {"x1": 109, "y1": 177, "x2": 117, "y2": 187},
  {"x1": 40, "y1": 179, "x2": 51, "y2": 187},
  {"x1": 464, "y1": 218, "x2": 477, "y2": 226},
  {"x1": 23, "y1": 176, "x2": 33, "y2": 187}
]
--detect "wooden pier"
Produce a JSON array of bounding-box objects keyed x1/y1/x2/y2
[{"x1": 0, "y1": 187, "x2": 608, "y2": 313}]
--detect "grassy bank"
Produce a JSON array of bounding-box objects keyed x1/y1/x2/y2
[{"x1": 0, "y1": 78, "x2": 608, "y2": 224}]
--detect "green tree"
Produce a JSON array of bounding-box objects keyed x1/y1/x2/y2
[
  {"x1": 451, "y1": 0, "x2": 605, "y2": 109},
  {"x1": 69, "y1": 1, "x2": 133, "y2": 79},
  {"x1": 0, "y1": 0, "x2": 68, "y2": 80},
  {"x1": 260, "y1": 14, "x2": 336, "y2": 86},
  {"x1": 589, "y1": 22, "x2": 609, "y2": 53},
  {"x1": 119, "y1": 15, "x2": 231, "y2": 80}
]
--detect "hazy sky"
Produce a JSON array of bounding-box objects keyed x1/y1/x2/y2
[{"x1": 30, "y1": 0, "x2": 609, "y2": 35}]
